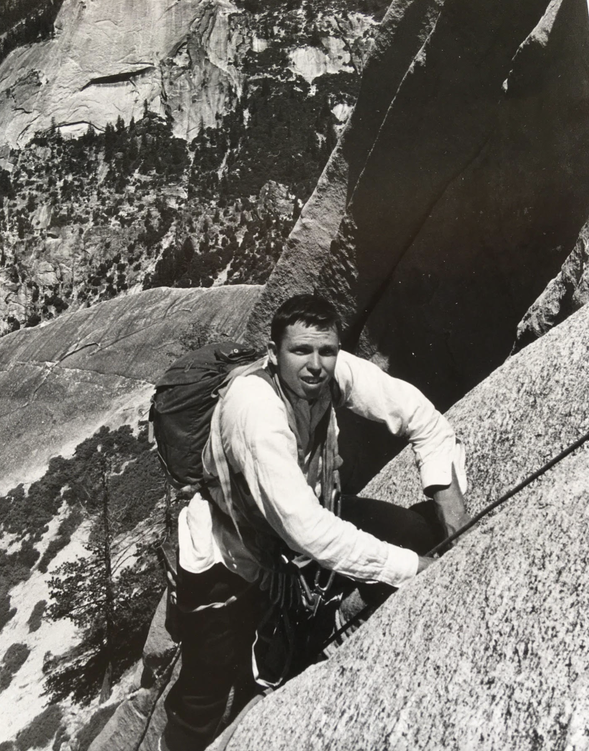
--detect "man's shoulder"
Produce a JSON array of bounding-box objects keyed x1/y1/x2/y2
[
  {"x1": 334, "y1": 348, "x2": 375, "y2": 381},
  {"x1": 334, "y1": 349, "x2": 358, "y2": 369},
  {"x1": 221, "y1": 370, "x2": 283, "y2": 418},
  {"x1": 333, "y1": 349, "x2": 396, "y2": 406},
  {"x1": 219, "y1": 371, "x2": 290, "y2": 450}
]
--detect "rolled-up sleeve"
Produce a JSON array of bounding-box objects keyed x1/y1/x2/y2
[
  {"x1": 220, "y1": 378, "x2": 419, "y2": 587},
  {"x1": 335, "y1": 351, "x2": 467, "y2": 494}
]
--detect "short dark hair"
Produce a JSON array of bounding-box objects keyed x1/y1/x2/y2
[{"x1": 271, "y1": 294, "x2": 342, "y2": 345}]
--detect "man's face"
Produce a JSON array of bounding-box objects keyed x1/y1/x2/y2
[{"x1": 269, "y1": 321, "x2": 340, "y2": 401}]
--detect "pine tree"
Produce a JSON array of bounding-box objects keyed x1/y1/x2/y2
[{"x1": 45, "y1": 452, "x2": 163, "y2": 705}]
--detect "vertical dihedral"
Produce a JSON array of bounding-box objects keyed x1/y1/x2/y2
[{"x1": 244, "y1": 0, "x2": 446, "y2": 344}]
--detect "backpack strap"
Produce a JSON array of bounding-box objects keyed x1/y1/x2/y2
[{"x1": 216, "y1": 356, "x2": 270, "y2": 398}]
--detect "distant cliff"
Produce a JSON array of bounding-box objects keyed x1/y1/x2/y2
[
  {"x1": 0, "y1": 0, "x2": 385, "y2": 335},
  {"x1": 0, "y1": 0, "x2": 379, "y2": 147},
  {"x1": 0, "y1": 284, "x2": 261, "y2": 492}
]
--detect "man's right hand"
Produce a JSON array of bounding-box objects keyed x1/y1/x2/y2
[{"x1": 417, "y1": 555, "x2": 435, "y2": 573}]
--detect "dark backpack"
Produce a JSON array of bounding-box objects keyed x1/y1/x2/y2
[{"x1": 150, "y1": 341, "x2": 262, "y2": 489}]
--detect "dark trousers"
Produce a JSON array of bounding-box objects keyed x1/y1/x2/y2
[{"x1": 162, "y1": 497, "x2": 444, "y2": 751}]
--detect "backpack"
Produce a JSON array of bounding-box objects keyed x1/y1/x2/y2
[
  {"x1": 149, "y1": 341, "x2": 262, "y2": 490},
  {"x1": 150, "y1": 341, "x2": 263, "y2": 642}
]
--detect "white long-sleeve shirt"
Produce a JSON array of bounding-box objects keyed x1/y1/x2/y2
[{"x1": 178, "y1": 350, "x2": 466, "y2": 587}]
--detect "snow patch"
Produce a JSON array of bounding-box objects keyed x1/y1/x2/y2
[
  {"x1": 0, "y1": 518, "x2": 92, "y2": 743},
  {"x1": 252, "y1": 36, "x2": 268, "y2": 53},
  {"x1": 332, "y1": 102, "x2": 353, "y2": 136},
  {"x1": 332, "y1": 102, "x2": 352, "y2": 124}
]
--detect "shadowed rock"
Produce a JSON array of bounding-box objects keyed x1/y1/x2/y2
[
  {"x1": 245, "y1": 0, "x2": 445, "y2": 345},
  {"x1": 0, "y1": 284, "x2": 261, "y2": 493}
]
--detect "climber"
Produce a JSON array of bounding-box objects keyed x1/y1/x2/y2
[{"x1": 161, "y1": 293, "x2": 469, "y2": 751}]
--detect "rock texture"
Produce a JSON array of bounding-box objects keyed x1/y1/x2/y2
[
  {"x1": 247, "y1": 0, "x2": 589, "y2": 410},
  {"x1": 199, "y1": 279, "x2": 589, "y2": 751},
  {"x1": 0, "y1": 0, "x2": 374, "y2": 148},
  {"x1": 86, "y1": 594, "x2": 180, "y2": 751},
  {"x1": 0, "y1": 284, "x2": 261, "y2": 493},
  {"x1": 514, "y1": 218, "x2": 589, "y2": 351}
]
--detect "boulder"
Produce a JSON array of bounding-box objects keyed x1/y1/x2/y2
[
  {"x1": 203, "y1": 282, "x2": 589, "y2": 751},
  {"x1": 0, "y1": 284, "x2": 262, "y2": 493},
  {"x1": 247, "y1": 0, "x2": 589, "y2": 410}
]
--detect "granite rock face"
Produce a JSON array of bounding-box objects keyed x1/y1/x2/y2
[
  {"x1": 514, "y1": 218, "x2": 589, "y2": 351},
  {"x1": 0, "y1": 284, "x2": 261, "y2": 493},
  {"x1": 0, "y1": 0, "x2": 239, "y2": 146},
  {"x1": 86, "y1": 594, "x2": 180, "y2": 751},
  {"x1": 203, "y1": 284, "x2": 589, "y2": 751},
  {"x1": 0, "y1": 0, "x2": 374, "y2": 148},
  {"x1": 247, "y1": 0, "x2": 589, "y2": 410}
]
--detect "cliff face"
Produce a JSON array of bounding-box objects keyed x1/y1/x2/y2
[
  {"x1": 0, "y1": 283, "x2": 261, "y2": 493},
  {"x1": 246, "y1": 0, "x2": 589, "y2": 410},
  {"x1": 3, "y1": 0, "x2": 589, "y2": 747},
  {"x1": 0, "y1": 0, "x2": 382, "y2": 336},
  {"x1": 0, "y1": 0, "x2": 376, "y2": 148},
  {"x1": 0, "y1": 0, "x2": 237, "y2": 146}
]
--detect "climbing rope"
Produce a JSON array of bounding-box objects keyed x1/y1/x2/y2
[{"x1": 427, "y1": 426, "x2": 589, "y2": 556}]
